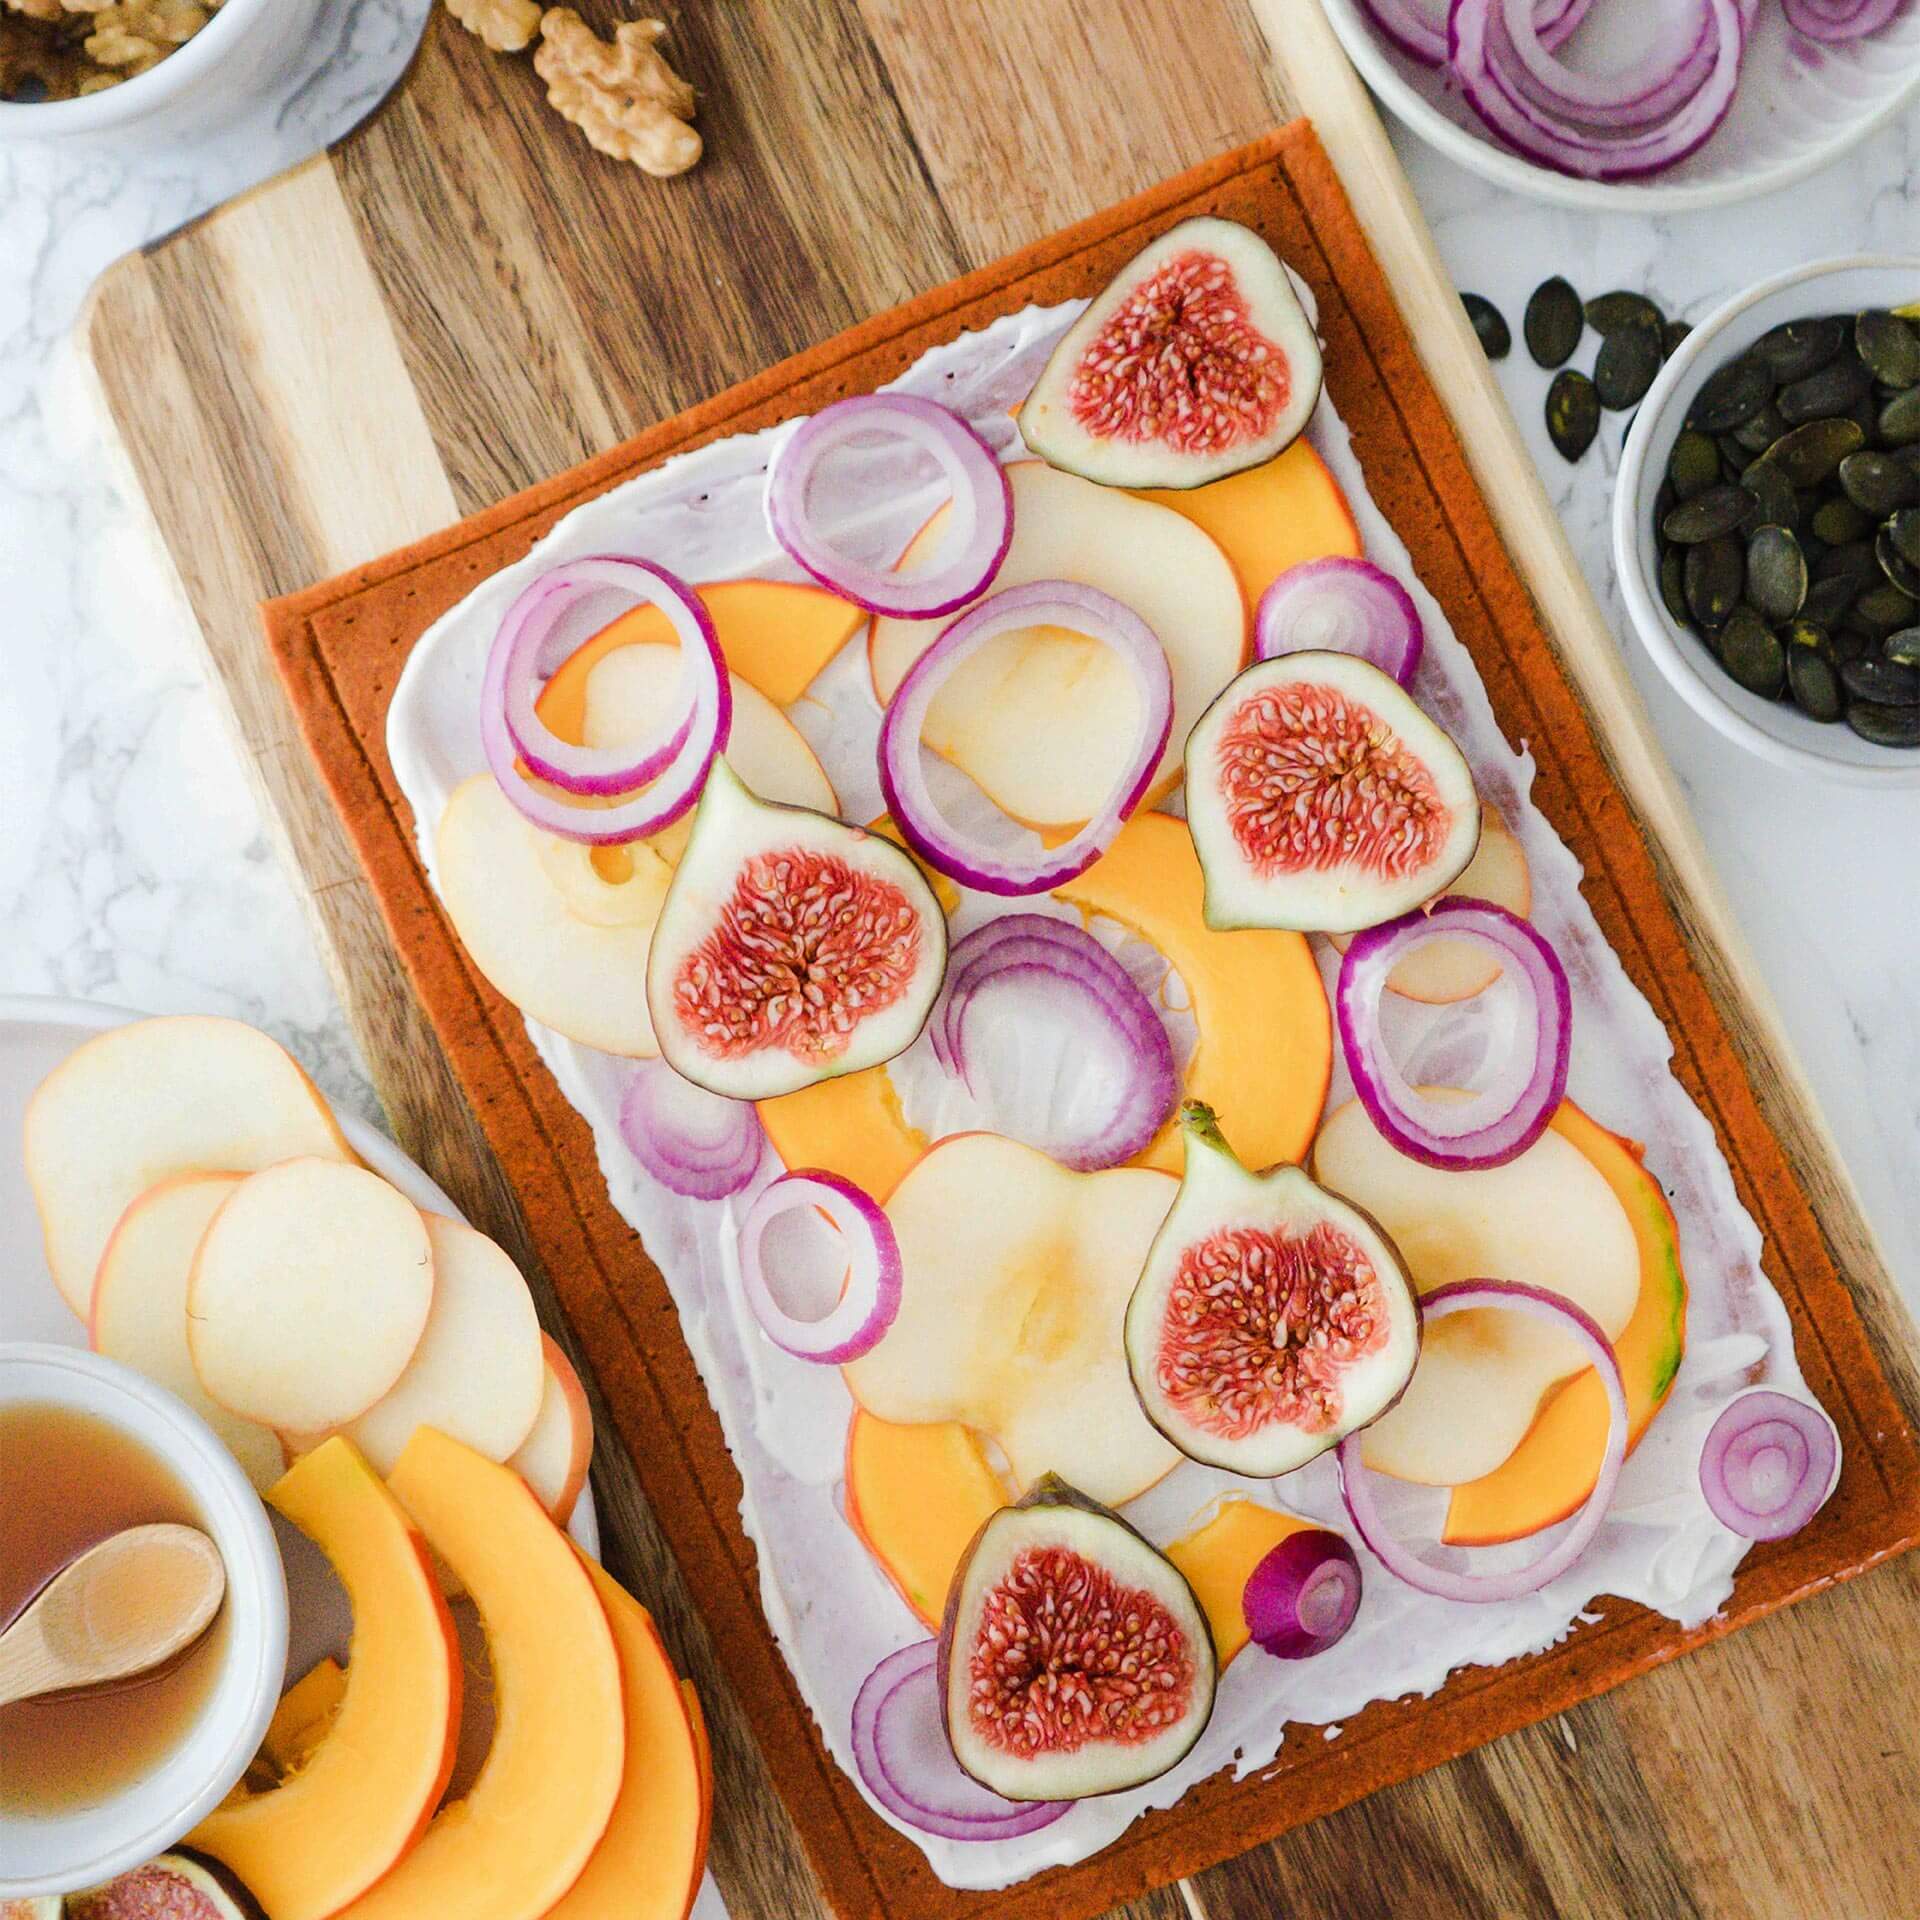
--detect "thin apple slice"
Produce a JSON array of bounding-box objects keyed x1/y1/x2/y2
[
  {"x1": 89, "y1": 1171, "x2": 285, "y2": 1492},
  {"x1": 188, "y1": 1159, "x2": 435, "y2": 1433},
  {"x1": 1313, "y1": 1095, "x2": 1641, "y2": 1486},
  {"x1": 868, "y1": 462, "x2": 1246, "y2": 827},
  {"x1": 24, "y1": 1014, "x2": 355, "y2": 1317},
  {"x1": 344, "y1": 1215, "x2": 544, "y2": 1475},
  {"x1": 508, "y1": 1335, "x2": 595, "y2": 1526},
  {"x1": 842, "y1": 1133, "x2": 1179, "y2": 1507}
]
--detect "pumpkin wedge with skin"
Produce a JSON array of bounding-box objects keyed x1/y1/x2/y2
[
  {"x1": 190, "y1": 1440, "x2": 460, "y2": 1920},
  {"x1": 544, "y1": 1555, "x2": 708, "y2": 1920},
  {"x1": 334, "y1": 1429, "x2": 624, "y2": 1920}
]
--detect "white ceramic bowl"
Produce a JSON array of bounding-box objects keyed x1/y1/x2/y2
[
  {"x1": 1323, "y1": 0, "x2": 1920, "y2": 212},
  {"x1": 1614, "y1": 255, "x2": 1920, "y2": 786},
  {"x1": 0, "y1": 0, "x2": 324, "y2": 141},
  {"x1": 0, "y1": 1343, "x2": 289, "y2": 1900}
]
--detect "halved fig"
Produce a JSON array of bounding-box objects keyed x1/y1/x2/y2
[
  {"x1": 937, "y1": 1475, "x2": 1215, "y2": 1801},
  {"x1": 645, "y1": 759, "x2": 947, "y2": 1100},
  {"x1": 68, "y1": 1852, "x2": 265, "y2": 1920},
  {"x1": 1184, "y1": 651, "x2": 1480, "y2": 934},
  {"x1": 1125, "y1": 1103, "x2": 1420, "y2": 1477},
  {"x1": 1019, "y1": 216, "x2": 1322, "y2": 491}
]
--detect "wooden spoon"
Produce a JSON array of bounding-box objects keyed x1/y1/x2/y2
[{"x1": 0, "y1": 1523, "x2": 226, "y2": 1708}]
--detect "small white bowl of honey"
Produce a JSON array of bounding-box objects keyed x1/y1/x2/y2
[{"x1": 0, "y1": 1343, "x2": 287, "y2": 1902}]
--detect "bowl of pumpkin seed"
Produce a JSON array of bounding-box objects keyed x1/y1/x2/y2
[{"x1": 1616, "y1": 256, "x2": 1920, "y2": 785}]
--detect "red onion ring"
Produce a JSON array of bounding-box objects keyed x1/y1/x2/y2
[
  {"x1": 481, "y1": 560, "x2": 732, "y2": 844},
  {"x1": 850, "y1": 1642, "x2": 1069, "y2": 1841},
  {"x1": 1360, "y1": 0, "x2": 1589, "y2": 65},
  {"x1": 1242, "y1": 1528, "x2": 1363, "y2": 1659},
  {"x1": 618, "y1": 1060, "x2": 764, "y2": 1201},
  {"x1": 1496, "y1": 0, "x2": 1720, "y2": 129},
  {"x1": 877, "y1": 581, "x2": 1173, "y2": 897},
  {"x1": 737, "y1": 1170, "x2": 901, "y2": 1365},
  {"x1": 1783, "y1": 0, "x2": 1908, "y2": 40},
  {"x1": 928, "y1": 915, "x2": 1176, "y2": 1171},
  {"x1": 767, "y1": 395, "x2": 1013, "y2": 620},
  {"x1": 1450, "y1": 0, "x2": 1747, "y2": 182},
  {"x1": 1254, "y1": 557, "x2": 1424, "y2": 687},
  {"x1": 1699, "y1": 1389, "x2": 1841, "y2": 1540},
  {"x1": 487, "y1": 556, "x2": 711, "y2": 795},
  {"x1": 1337, "y1": 898, "x2": 1571, "y2": 1171},
  {"x1": 1338, "y1": 1280, "x2": 1627, "y2": 1602}
]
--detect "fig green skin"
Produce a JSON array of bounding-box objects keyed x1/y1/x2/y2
[
  {"x1": 935, "y1": 1474, "x2": 1218, "y2": 1802},
  {"x1": 1124, "y1": 1102, "x2": 1423, "y2": 1476},
  {"x1": 68, "y1": 1851, "x2": 266, "y2": 1920}
]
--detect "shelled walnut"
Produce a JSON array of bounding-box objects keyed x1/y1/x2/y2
[
  {"x1": 0, "y1": 0, "x2": 220, "y2": 99},
  {"x1": 445, "y1": 0, "x2": 540, "y2": 55}
]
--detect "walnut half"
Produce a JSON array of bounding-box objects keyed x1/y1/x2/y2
[
  {"x1": 533, "y1": 10, "x2": 700, "y2": 178},
  {"x1": 445, "y1": 0, "x2": 540, "y2": 55}
]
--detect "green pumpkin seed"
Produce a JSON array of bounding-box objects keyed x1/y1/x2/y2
[
  {"x1": 1745, "y1": 525, "x2": 1807, "y2": 623},
  {"x1": 1779, "y1": 355, "x2": 1874, "y2": 425},
  {"x1": 1885, "y1": 508, "x2": 1920, "y2": 570},
  {"x1": 1732, "y1": 402, "x2": 1790, "y2": 454},
  {"x1": 1668, "y1": 429, "x2": 1721, "y2": 500},
  {"x1": 1839, "y1": 449, "x2": 1920, "y2": 516},
  {"x1": 1856, "y1": 310, "x2": 1920, "y2": 389},
  {"x1": 1802, "y1": 573, "x2": 1860, "y2": 629},
  {"x1": 1883, "y1": 627, "x2": 1920, "y2": 667},
  {"x1": 1546, "y1": 369, "x2": 1599, "y2": 461},
  {"x1": 1462, "y1": 292, "x2": 1510, "y2": 360},
  {"x1": 1811, "y1": 496, "x2": 1874, "y2": 546},
  {"x1": 1525, "y1": 277, "x2": 1584, "y2": 369},
  {"x1": 1687, "y1": 356, "x2": 1773, "y2": 433},
  {"x1": 1715, "y1": 607, "x2": 1786, "y2": 697},
  {"x1": 1841, "y1": 656, "x2": 1920, "y2": 705},
  {"x1": 1595, "y1": 328, "x2": 1662, "y2": 412},
  {"x1": 1684, "y1": 535, "x2": 1744, "y2": 631},
  {"x1": 1878, "y1": 387, "x2": 1920, "y2": 447},
  {"x1": 1663, "y1": 484, "x2": 1758, "y2": 543},
  {"x1": 1788, "y1": 645, "x2": 1844, "y2": 722},
  {"x1": 1664, "y1": 319, "x2": 1693, "y2": 358},
  {"x1": 1878, "y1": 529, "x2": 1920, "y2": 599},
  {"x1": 1854, "y1": 580, "x2": 1919, "y2": 631},
  {"x1": 1751, "y1": 315, "x2": 1847, "y2": 383},
  {"x1": 1659, "y1": 547, "x2": 1691, "y2": 626},
  {"x1": 1763, "y1": 416, "x2": 1863, "y2": 487},
  {"x1": 1846, "y1": 699, "x2": 1920, "y2": 747},
  {"x1": 1814, "y1": 537, "x2": 1882, "y2": 583},
  {"x1": 1739, "y1": 458, "x2": 1798, "y2": 530},
  {"x1": 1586, "y1": 291, "x2": 1666, "y2": 339},
  {"x1": 1833, "y1": 624, "x2": 1875, "y2": 664}
]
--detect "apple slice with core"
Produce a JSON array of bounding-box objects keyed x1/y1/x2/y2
[
  {"x1": 187, "y1": 1158, "x2": 435, "y2": 1433},
  {"x1": 842, "y1": 1133, "x2": 1179, "y2": 1507},
  {"x1": 1313, "y1": 1094, "x2": 1641, "y2": 1486},
  {"x1": 508, "y1": 1334, "x2": 595, "y2": 1525},
  {"x1": 868, "y1": 461, "x2": 1246, "y2": 828},
  {"x1": 89, "y1": 1171, "x2": 284, "y2": 1492},
  {"x1": 24, "y1": 1014, "x2": 355, "y2": 1318},
  {"x1": 339, "y1": 1428, "x2": 625, "y2": 1920},
  {"x1": 344, "y1": 1214, "x2": 544, "y2": 1476}
]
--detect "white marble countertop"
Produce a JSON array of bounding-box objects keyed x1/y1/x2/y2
[{"x1": 1, "y1": 4, "x2": 1915, "y2": 1353}]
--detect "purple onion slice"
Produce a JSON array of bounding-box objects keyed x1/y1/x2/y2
[
  {"x1": 1254, "y1": 557, "x2": 1424, "y2": 687},
  {"x1": 619, "y1": 1059, "x2": 765, "y2": 1201},
  {"x1": 737, "y1": 1170, "x2": 901, "y2": 1365},
  {"x1": 1699, "y1": 1389, "x2": 1841, "y2": 1540}
]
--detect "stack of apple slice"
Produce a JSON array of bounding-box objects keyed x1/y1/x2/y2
[{"x1": 25, "y1": 1015, "x2": 590, "y2": 1521}]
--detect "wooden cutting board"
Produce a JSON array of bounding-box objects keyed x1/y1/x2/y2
[{"x1": 81, "y1": 3, "x2": 1920, "y2": 1916}]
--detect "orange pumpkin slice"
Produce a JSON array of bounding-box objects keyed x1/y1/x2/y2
[{"x1": 1165, "y1": 1499, "x2": 1316, "y2": 1666}]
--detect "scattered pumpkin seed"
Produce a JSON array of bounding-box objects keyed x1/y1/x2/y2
[
  {"x1": 1686, "y1": 356, "x2": 1773, "y2": 433},
  {"x1": 1593, "y1": 327, "x2": 1662, "y2": 412},
  {"x1": 1546, "y1": 368, "x2": 1599, "y2": 461},
  {"x1": 1878, "y1": 387, "x2": 1920, "y2": 446},
  {"x1": 1846, "y1": 699, "x2": 1920, "y2": 746},
  {"x1": 1668, "y1": 429, "x2": 1721, "y2": 499},
  {"x1": 1663, "y1": 318, "x2": 1693, "y2": 358},
  {"x1": 1856, "y1": 310, "x2": 1920, "y2": 389},
  {"x1": 1751, "y1": 315, "x2": 1847, "y2": 384},
  {"x1": 1841, "y1": 656, "x2": 1920, "y2": 705},
  {"x1": 1462, "y1": 292, "x2": 1510, "y2": 360},
  {"x1": 1684, "y1": 535, "x2": 1744, "y2": 631},
  {"x1": 1663, "y1": 484, "x2": 1758, "y2": 543},
  {"x1": 1779, "y1": 355, "x2": 1874, "y2": 425},
  {"x1": 1839, "y1": 449, "x2": 1920, "y2": 516},
  {"x1": 1586, "y1": 291, "x2": 1666, "y2": 339},
  {"x1": 1878, "y1": 529, "x2": 1920, "y2": 599},
  {"x1": 1745, "y1": 525, "x2": 1807, "y2": 623},
  {"x1": 1525, "y1": 277, "x2": 1583, "y2": 369},
  {"x1": 1788, "y1": 645, "x2": 1844, "y2": 722},
  {"x1": 1715, "y1": 607, "x2": 1786, "y2": 697},
  {"x1": 1659, "y1": 547, "x2": 1691, "y2": 626},
  {"x1": 1883, "y1": 627, "x2": 1920, "y2": 667},
  {"x1": 1764, "y1": 416, "x2": 1864, "y2": 487},
  {"x1": 1811, "y1": 496, "x2": 1874, "y2": 546}
]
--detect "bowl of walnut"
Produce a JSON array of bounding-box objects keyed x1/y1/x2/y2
[{"x1": 0, "y1": 0, "x2": 324, "y2": 137}]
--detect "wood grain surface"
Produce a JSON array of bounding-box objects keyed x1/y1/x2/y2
[{"x1": 81, "y1": 4, "x2": 1920, "y2": 1916}]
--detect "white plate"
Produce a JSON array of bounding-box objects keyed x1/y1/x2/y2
[
  {"x1": 0, "y1": 995, "x2": 600, "y2": 1693},
  {"x1": 1323, "y1": 0, "x2": 1920, "y2": 212}
]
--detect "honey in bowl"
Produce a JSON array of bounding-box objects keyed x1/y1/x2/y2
[{"x1": 0, "y1": 1401, "x2": 231, "y2": 1815}]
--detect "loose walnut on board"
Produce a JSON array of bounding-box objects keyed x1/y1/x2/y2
[
  {"x1": 444, "y1": 0, "x2": 541, "y2": 54},
  {"x1": 533, "y1": 10, "x2": 701, "y2": 177}
]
